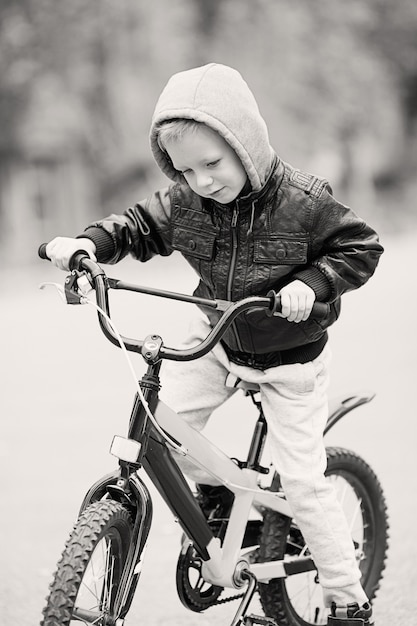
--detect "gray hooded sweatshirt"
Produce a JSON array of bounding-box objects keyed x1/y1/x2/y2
[{"x1": 150, "y1": 63, "x2": 274, "y2": 192}]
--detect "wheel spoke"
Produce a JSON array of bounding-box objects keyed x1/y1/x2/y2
[
  {"x1": 102, "y1": 539, "x2": 115, "y2": 612},
  {"x1": 348, "y1": 497, "x2": 363, "y2": 534},
  {"x1": 72, "y1": 606, "x2": 102, "y2": 623},
  {"x1": 76, "y1": 539, "x2": 112, "y2": 615}
]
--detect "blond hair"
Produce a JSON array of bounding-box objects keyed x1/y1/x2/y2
[{"x1": 156, "y1": 118, "x2": 205, "y2": 153}]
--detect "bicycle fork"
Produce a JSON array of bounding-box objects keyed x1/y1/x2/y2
[{"x1": 77, "y1": 468, "x2": 154, "y2": 622}]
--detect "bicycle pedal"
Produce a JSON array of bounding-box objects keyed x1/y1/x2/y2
[{"x1": 243, "y1": 615, "x2": 278, "y2": 626}]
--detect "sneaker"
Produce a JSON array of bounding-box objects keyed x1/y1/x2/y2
[
  {"x1": 328, "y1": 602, "x2": 374, "y2": 625},
  {"x1": 195, "y1": 483, "x2": 234, "y2": 520}
]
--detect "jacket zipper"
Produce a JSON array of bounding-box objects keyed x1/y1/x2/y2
[{"x1": 227, "y1": 204, "x2": 244, "y2": 351}]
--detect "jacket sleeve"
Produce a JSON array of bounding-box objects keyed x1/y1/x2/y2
[
  {"x1": 79, "y1": 187, "x2": 174, "y2": 264},
  {"x1": 294, "y1": 187, "x2": 384, "y2": 302}
]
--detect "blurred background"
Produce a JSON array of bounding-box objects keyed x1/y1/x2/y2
[
  {"x1": 1, "y1": 0, "x2": 417, "y2": 263},
  {"x1": 1, "y1": 1, "x2": 416, "y2": 625}
]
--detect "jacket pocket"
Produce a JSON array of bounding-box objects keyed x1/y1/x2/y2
[
  {"x1": 254, "y1": 238, "x2": 308, "y2": 265},
  {"x1": 172, "y1": 227, "x2": 216, "y2": 260}
]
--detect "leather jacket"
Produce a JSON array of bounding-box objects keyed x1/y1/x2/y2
[{"x1": 82, "y1": 156, "x2": 384, "y2": 357}]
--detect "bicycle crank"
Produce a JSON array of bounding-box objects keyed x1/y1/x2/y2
[
  {"x1": 229, "y1": 570, "x2": 278, "y2": 626},
  {"x1": 176, "y1": 543, "x2": 278, "y2": 625}
]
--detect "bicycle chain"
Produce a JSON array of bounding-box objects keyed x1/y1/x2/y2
[{"x1": 214, "y1": 590, "x2": 245, "y2": 605}]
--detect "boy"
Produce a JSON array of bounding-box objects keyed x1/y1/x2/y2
[{"x1": 46, "y1": 63, "x2": 383, "y2": 625}]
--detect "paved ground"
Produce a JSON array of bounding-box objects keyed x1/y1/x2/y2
[{"x1": 1, "y1": 231, "x2": 416, "y2": 625}]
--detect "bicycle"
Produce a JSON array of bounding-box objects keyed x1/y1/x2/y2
[{"x1": 38, "y1": 246, "x2": 389, "y2": 626}]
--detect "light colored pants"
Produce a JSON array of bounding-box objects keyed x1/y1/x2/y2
[{"x1": 160, "y1": 315, "x2": 368, "y2": 608}]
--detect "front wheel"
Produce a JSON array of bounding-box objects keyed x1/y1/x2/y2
[
  {"x1": 258, "y1": 447, "x2": 389, "y2": 626},
  {"x1": 41, "y1": 500, "x2": 133, "y2": 626}
]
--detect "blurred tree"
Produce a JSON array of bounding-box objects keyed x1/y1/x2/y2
[
  {"x1": 0, "y1": 0, "x2": 415, "y2": 264},
  {"x1": 364, "y1": 0, "x2": 417, "y2": 190},
  {"x1": 193, "y1": 0, "x2": 222, "y2": 64},
  {"x1": 0, "y1": 1, "x2": 35, "y2": 159},
  {"x1": 368, "y1": 0, "x2": 417, "y2": 128}
]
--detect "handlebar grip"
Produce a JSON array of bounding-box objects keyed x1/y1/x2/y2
[
  {"x1": 38, "y1": 242, "x2": 91, "y2": 271},
  {"x1": 267, "y1": 290, "x2": 330, "y2": 320},
  {"x1": 311, "y1": 301, "x2": 330, "y2": 320},
  {"x1": 38, "y1": 243, "x2": 49, "y2": 260}
]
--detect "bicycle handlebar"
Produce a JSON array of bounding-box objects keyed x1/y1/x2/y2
[{"x1": 38, "y1": 243, "x2": 330, "y2": 362}]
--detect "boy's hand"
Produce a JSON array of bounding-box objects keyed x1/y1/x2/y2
[
  {"x1": 46, "y1": 237, "x2": 97, "y2": 271},
  {"x1": 277, "y1": 280, "x2": 316, "y2": 323}
]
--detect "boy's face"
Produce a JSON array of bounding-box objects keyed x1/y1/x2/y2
[{"x1": 164, "y1": 124, "x2": 248, "y2": 204}]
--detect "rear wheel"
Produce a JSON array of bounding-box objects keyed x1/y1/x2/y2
[
  {"x1": 41, "y1": 500, "x2": 133, "y2": 625},
  {"x1": 258, "y1": 447, "x2": 389, "y2": 626}
]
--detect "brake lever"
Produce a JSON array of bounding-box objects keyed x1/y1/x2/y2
[{"x1": 64, "y1": 271, "x2": 93, "y2": 304}]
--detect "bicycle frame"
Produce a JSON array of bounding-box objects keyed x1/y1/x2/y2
[
  {"x1": 44, "y1": 254, "x2": 375, "y2": 622},
  {"x1": 77, "y1": 360, "x2": 293, "y2": 624}
]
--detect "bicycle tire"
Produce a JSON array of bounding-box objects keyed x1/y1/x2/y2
[
  {"x1": 257, "y1": 446, "x2": 389, "y2": 626},
  {"x1": 41, "y1": 499, "x2": 133, "y2": 626}
]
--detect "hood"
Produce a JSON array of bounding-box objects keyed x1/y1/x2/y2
[{"x1": 149, "y1": 63, "x2": 274, "y2": 192}]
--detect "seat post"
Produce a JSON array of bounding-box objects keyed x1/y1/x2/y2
[{"x1": 245, "y1": 393, "x2": 268, "y2": 471}]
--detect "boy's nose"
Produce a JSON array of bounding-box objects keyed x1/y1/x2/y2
[{"x1": 197, "y1": 173, "x2": 214, "y2": 188}]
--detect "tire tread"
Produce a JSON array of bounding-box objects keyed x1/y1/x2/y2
[{"x1": 41, "y1": 500, "x2": 132, "y2": 626}]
